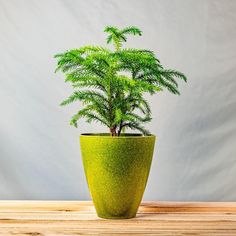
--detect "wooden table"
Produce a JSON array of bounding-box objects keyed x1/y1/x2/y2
[{"x1": 0, "y1": 201, "x2": 236, "y2": 235}]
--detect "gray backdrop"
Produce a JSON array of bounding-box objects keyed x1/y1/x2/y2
[{"x1": 0, "y1": 0, "x2": 236, "y2": 201}]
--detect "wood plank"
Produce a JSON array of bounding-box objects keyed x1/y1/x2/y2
[{"x1": 0, "y1": 201, "x2": 235, "y2": 235}]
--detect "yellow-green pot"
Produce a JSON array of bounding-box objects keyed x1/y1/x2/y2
[{"x1": 80, "y1": 133, "x2": 156, "y2": 219}]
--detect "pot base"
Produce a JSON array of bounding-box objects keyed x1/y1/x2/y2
[{"x1": 97, "y1": 213, "x2": 136, "y2": 219}]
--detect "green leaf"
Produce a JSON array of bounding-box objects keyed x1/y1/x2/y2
[{"x1": 120, "y1": 26, "x2": 142, "y2": 36}]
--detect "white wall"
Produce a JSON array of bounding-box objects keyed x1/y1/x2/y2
[{"x1": 0, "y1": 0, "x2": 236, "y2": 200}]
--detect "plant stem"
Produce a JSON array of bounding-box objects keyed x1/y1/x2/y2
[{"x1": 107, "y1": 66, "x2": 115, "y2": 136}]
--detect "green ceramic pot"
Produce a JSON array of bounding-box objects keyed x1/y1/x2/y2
[{"x1": 80, "y1": 133, "x2": 156, "y2": 219}]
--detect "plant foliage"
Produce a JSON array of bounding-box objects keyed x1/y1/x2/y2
[{"x1": 54, "y1": 26, "x2": 187, "y2": 136}]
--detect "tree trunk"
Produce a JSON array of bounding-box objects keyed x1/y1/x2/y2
[
  {"x1": 117, "y1": 122, "x2": 123, "y2": 137},
  {"x1": 110, "y1": 127, "x2": 117, "y2": 136}
]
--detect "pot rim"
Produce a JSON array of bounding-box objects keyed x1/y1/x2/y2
[{"x1": 80, "y1": 133, "x2": 155, "y2": 138}]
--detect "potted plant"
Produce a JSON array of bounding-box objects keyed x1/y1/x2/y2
[{"x1": 54, "y1": 26, "x2": 187, "y2": 219}]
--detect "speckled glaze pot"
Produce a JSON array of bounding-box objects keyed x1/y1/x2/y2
[{"x1": 80, "y1": 133, "x2": 156, "y2": 219}]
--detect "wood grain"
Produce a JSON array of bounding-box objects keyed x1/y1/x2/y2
[{"x1": 0, "y1": 201, "x2": 236, "y2": 235}]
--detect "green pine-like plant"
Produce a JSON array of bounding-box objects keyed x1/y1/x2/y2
[{"x1": 54, "y1": 26, "x2": 187, "y2": 136}]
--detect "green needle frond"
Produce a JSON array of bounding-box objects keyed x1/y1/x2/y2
[{"x1": 54, "y1": 25, "x2": 187, "y2": 136}]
